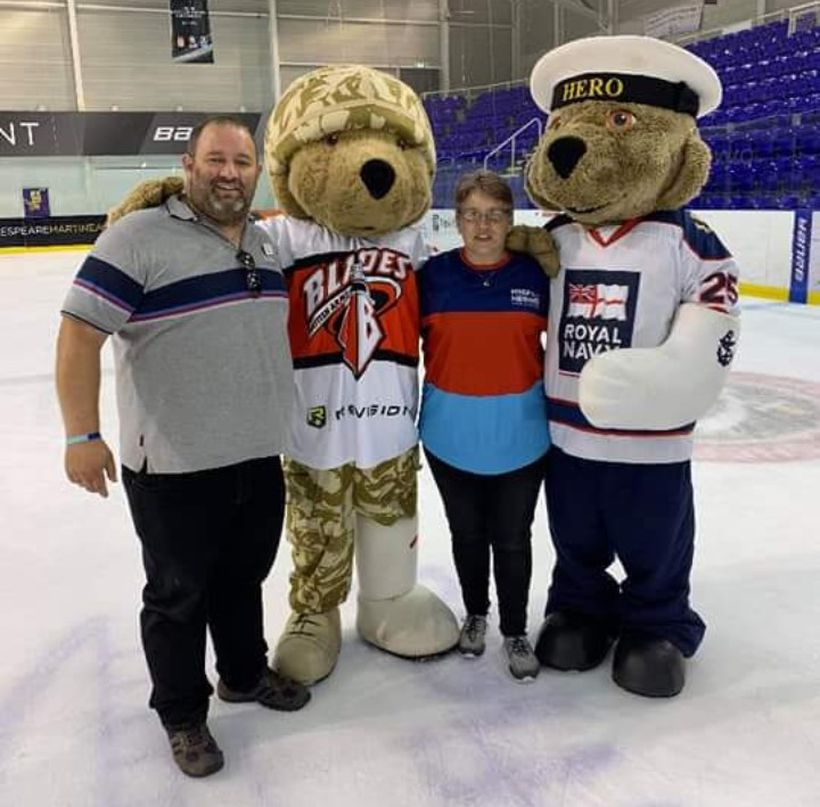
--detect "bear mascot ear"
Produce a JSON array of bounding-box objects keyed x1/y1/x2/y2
[{"x1": 656, "y1": 131, "x2": 712, "y2": 212}]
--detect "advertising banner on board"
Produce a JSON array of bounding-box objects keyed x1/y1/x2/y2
[
  {"x1": 0, "y1": 216, "x2": 105, "y2": 249},
  {"x1": 810, "y1": 211, "x2": 820, "y2": 302},
  {"x1": 0, "y1": 112, "x2": 262, "y2": 157},
  {"x1": 789, "y1": 208, "x2": 812, "y2": 303}
]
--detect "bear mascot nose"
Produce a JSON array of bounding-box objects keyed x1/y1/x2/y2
[
  {"x1": 360, "y1": 159, "x2": 396, "y2": 199},
  {"x1": 547, "y1": 137, "x2": 587, "y2": 179}
]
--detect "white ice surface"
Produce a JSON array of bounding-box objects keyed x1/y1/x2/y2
[{"x1": 1, "y1": 250, "x2": 820, "y2": 807}]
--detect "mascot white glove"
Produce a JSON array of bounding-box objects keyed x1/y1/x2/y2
[{"x1": 579, "y1": 303, "x2": 739, "y2": 430}]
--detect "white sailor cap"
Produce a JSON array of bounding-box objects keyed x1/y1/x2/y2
[{"x1": 530, "y1": 35, "x2": 722, "y2": 119}]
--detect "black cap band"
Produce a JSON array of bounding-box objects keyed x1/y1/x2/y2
[{"x1": 551, "y1": 72, "x2": 700, "y2": 116}]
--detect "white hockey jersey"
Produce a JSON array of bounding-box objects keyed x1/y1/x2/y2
[
  {"x1": 545, "y1": 210, "x2": 740, "y2": 464},
  {"x1": 256, "y1": 216, "x2": 429, "y2": 470}
]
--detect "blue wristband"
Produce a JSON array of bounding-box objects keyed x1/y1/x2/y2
[{"x1": 66, "y1": 431, "x2": 102, "y2": 446}]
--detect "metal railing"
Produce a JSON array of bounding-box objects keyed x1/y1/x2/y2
[
  {"x1": 483, "y1": 118, "x2": 542, "y2": 172},
  {"x1": 421, "y1": 78, "x2": 526, "y2": 103}
]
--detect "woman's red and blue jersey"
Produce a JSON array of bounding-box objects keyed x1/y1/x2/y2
[{"x1": 418, "y1": 248, "x2": 550, "y2": 474}]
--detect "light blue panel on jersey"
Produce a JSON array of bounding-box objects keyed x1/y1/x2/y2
[{"x1": 419, "y1": 381, "x2": 550, "y2": 475}]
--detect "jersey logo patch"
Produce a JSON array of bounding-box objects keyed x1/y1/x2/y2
[
  {"x1": 307, "y1": 405, "x2": 327, "y2": 428},
  {"x1": 510, "y1": 288, "x2": 542, "y2": 309},
  {"x1": 717, "y1": 329, "x2": 737, "y2": 367},
  {"x1": 559, "y1": 269, "x2": 640, "y2": 374},
  {"x1": 301, "y1": 248, "x2": 410, "y2": 378},
  {"x1": 691, "y1": 216, "x2": 714, "y2": 235},
  {"x1": 567, "y1": 282, "x2": 627, "y2": 320}
]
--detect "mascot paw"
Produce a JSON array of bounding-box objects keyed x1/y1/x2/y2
[
  {"x1": 356, "y1": 584, "x2": 459, "y2": 657},
  {"x1": 106, "y1": 175, "x2": 184, "y2": 226},
  {"x1": 506, "y1": 224, "x2": 560, "y2": 278},
  {"x1": 274, "y1": 608, "x2": 342, "y2": 685},
  {"x1": 578, "y1": 352, "x2": 647, "y2": 429},
  {"x1": 611, "y1": 631, "x2": 685, "y2": 698},
  {"x1": 535, "y1": 611, "x2": 615, "y2": 671}
]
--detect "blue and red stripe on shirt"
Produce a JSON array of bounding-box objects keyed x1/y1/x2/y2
[{"x1": 418, "y1": 248, "x2": 551, "y2": 474}]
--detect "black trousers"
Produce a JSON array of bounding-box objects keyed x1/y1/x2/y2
[
  {"x1": 425, "y1": 449, "x2": 547, "y2": 637},
  {"x1": 122, "y1": 456, "x2": 285, "y2": 728}
]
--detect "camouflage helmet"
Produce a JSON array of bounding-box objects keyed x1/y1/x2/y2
[{"x1": 265, "y1": 64, "x2": 436, "y2": 176}]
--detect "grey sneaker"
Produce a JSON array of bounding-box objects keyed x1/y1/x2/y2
[
  {"x1": 166, "y1": 722, "x2": 224, "y2": 777},
  {"x1": 504, "y1": 635, "x2": 540, "y2": 682},
  {"x1": 458, "y1": 615, "x2": 488, "y2": 657}
]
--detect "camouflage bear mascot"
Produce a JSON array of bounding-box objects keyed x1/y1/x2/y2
[{"x1": 259, "y1": 66, "x2": 461, "y2": 684}]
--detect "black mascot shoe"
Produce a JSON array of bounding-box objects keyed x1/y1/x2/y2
[
  {"x1": 612, "y1": 632, "x2": 686, "y2": 698},
  {"x1": 535, "y1": 611, "x2": 615, "y2": 671}
]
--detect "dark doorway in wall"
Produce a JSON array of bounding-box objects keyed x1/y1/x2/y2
[{"x1": 398, "y1": 67, "x2": 440, "y2": 94}]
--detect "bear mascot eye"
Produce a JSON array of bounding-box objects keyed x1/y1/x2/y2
[{"x1": 606, "y1": 110, "x2": 636, "y2": 131}]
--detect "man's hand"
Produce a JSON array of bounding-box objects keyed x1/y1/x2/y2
[
  {"x1": 505, "y1": 225, "x2": 560, "y2": 277},
  {"x1": 65, "y1": 439, "x2": 118, "y2": 497}
]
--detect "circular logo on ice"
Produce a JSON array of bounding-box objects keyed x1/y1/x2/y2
[{"x1": 694, "y1": 372, "x2": 820, "y2": 462}]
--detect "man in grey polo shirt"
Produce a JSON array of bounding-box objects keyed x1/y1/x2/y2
[{"x1": 55, "y1": 115, "x2": 309, "y2": 778}]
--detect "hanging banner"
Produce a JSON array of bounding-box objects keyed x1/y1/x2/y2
[
  {"x1": 22, "y1": 188, "x2": 50, "y2": 219},
  {"x1": 170, "y1": 0, "x2": 214, "y2": 63}
]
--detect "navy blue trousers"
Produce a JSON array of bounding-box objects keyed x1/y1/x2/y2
[
  {"x1": 122, "y1": 456, "x2": 284, "y2": 728},
  {"x1": 543, "y1": 447, "x2": 705, "y2": 657}
]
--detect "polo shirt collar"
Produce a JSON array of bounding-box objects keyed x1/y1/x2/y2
[{"x1": 165, "y1": 194, "x2": 198, "y2": 221}]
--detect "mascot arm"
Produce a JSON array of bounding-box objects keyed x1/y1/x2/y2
[
  {"x1": 506, "y1": 225, "x2": 560, "y2": 277},
  {"x1": 106, "y1": 176, "x2": 183, "y2": 226},
  {"x1": 578, "y1": 303, "x2": 740, "y2": 430}
]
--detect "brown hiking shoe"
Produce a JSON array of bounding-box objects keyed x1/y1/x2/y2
[
  {"x1": 166, "y1": 722, "x2": 224, "y2": 778},
  {"x1": 217, "y1": 667, "x2": 310, "y2": 712}
]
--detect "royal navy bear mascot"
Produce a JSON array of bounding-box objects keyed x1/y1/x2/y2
[{"x1": 525, "y1": 36, "x2": 741, "y2": 697}]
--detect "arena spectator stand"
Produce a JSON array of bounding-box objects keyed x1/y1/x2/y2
[{"x1": 423, "y1": 14, "x2": 820, "y2": 210}]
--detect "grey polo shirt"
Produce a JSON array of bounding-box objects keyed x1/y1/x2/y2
[{"x1": 61, "y1": 195, "x2": 294, "y2": 473}]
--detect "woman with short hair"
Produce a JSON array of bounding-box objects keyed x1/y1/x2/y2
[{"x1": 418, "y1": 170, "x2": 550, "y2": 682}]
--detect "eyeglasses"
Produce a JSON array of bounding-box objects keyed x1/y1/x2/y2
[
  {"x1": 237, "y1": 250, "x2": 262, "y2": 297},
  {"x1": 457, "y1": 208, "x2": 512, "y2": 225}
]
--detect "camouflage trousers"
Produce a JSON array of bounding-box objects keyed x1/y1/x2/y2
[{"x1": 283, "y1": 446, "x2": 419, "y2": 614}]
